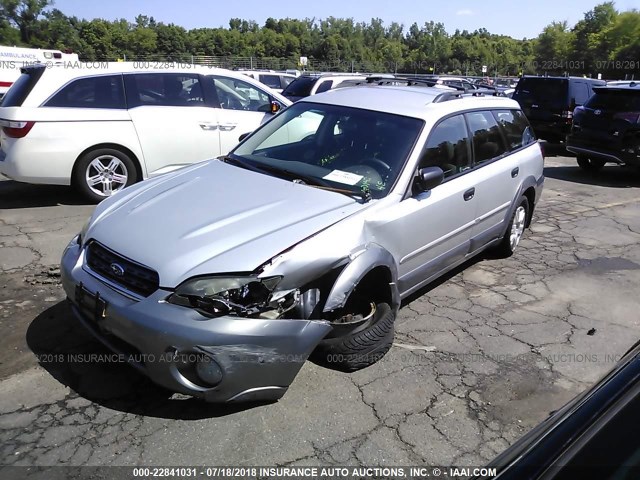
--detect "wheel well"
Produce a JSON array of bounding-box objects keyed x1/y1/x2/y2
[
  {"x1": 72, "y1": 143, "x2": 143, "y2": 184},
  {"x1": 523, "y1": 187, "x2": 536, "y2": 227},
  {"x1": 343, "y1": 266, "x2": 393, "y2": 313}
]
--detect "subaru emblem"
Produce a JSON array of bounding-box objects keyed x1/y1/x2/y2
[
  {"x1": 110, "y1": 263, "x2": 125, "y2": 277},
  {"x1": 594, "y1": 109, "x2": 602, "y2": 115}
]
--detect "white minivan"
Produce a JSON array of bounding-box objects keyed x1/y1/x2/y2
[{"x1": 0, "y1": 63, "x2": 290, "y2": 201}]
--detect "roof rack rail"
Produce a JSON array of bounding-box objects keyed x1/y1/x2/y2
[{"x1": 336, "y1": 74, "x2": 508, "y2": 101}]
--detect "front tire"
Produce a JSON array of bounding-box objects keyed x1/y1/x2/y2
[
  {"x1": 495, "y1": 196, "x2": 530, "y2": 258},
  {"x1": 73, "y1": 148, "x2": 138, "y2": 203},
  {"x1": 313, "y1": 302, "x2": 395, "y2": 372},
  {"x1": 577, "y1": 156, "x2": 605, "y2": 172}
]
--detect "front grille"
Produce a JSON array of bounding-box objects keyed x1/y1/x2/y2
[{"x1": 85, "y1": 241, "x2": 159, "y2": 297}]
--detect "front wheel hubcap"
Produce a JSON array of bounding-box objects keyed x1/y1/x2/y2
[
  {"x1": 509, "y1": 206, "x2": 527, "y2": 250},
  {"x1": 86, "y1": 155, "x2": 128, "y2": 197}
]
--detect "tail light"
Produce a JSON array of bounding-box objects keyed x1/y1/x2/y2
[{"x1": 0, "y1": 120, "x2": 35, "y2": 138}]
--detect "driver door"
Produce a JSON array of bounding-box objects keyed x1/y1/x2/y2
[{"x1": 207, "y1": 75, "x2": 276, "y2": 155}]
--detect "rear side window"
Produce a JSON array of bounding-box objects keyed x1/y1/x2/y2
[
  {"x1": 259, "y1": 74, "x2": 283, "y2": 89},
  {"x1": 45, "y1": 75, "x2": 125, "y2": 109},
  {"x1": 316, "y1": 80, "x2": 333, "y2": 93},
  {"x1": 493, "y1": 109, "x2": 536, "y2": 151},
  {"x1": 281, "y1": 76, "x2": 317, "y2": 97},
  {"x1": 1, "y1": 67, "x2": 45, "y2": 107},
  {"x1": 420, "y1": 114, "x2": 471, "y2": 178},
  {"x1": 571, "y1": 82, "x2": 591, "y2": 105},
  {"x1": 124, "y1": 73, "x2": 204, "y2": 107},
  {"x1": 466, "y1": 111, "x2": 508, "y2": 164}
]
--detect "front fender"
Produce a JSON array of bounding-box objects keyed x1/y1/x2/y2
[{"x1": 323, "y1": 243, "x2": 399, "y2": 313}]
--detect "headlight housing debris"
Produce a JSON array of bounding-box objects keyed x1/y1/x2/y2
[{"x1": 167, "y1": 275, "x2": 299, "y2": 318}]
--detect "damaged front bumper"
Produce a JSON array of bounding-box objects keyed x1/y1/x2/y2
[{"x1": 60, "y1": 240, "x2": 332, "y2": 403}]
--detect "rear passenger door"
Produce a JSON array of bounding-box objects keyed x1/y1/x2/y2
[
  {"x1": 124, "y1": 72, "x2": 220, "y2": 177},
  {"x1": 467, "y1": 109, "x2": 535, "y2": 250}
]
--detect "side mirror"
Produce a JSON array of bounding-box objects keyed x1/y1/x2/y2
[
  {"x1": 416, "y1": 166, "x2": 444, "y2": 192},
  {"x1": 238, "y1": 132, "x2": 250, "y2": 142},
  {"x1": 270, "y1": 100, "x2": 283, "y2": 114}
]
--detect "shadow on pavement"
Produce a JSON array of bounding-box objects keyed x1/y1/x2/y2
[
  {"x1": 544, "y1": 164, "x2": 640, "y2": 188},
  {"x1": 26, "y1": 301, "x2": 268, "y2": 419},
  {"x1": 0, "y1": 178, "x2": 90, "y2": 208}
]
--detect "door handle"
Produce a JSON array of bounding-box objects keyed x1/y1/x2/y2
[
  {"x1": 511, "y1": 167, "x2": 519, "y2": 178},
  {"x1": 463, "y1": 188, "x2": 475, "y2": 201},
  {"x1": 199, "y1": 122, "x2": 218, "y2": 131},
  {"x1": 218, "y1": 124, "x2": 237, "y2": 132}
]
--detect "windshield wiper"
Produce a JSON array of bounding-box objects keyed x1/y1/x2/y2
[{"x1": 221, "y1": 155, "x2": 273, "y2": 176}]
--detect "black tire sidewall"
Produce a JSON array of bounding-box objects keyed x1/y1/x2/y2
[
  {"x1": 73, "y1": 148, "x2": 137, "y2": 202},
  {"x1": 314, "y1": 302, "x2": 396, "y2": 372}
]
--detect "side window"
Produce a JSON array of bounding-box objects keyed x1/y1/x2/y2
[
  {"x1": 45, "y1": 75, "x2": 125, "y2": 109},
  {"x1": 572, "y1": 82, "x2": 590, "y2": 105},
  {"x1": 493, "y1": 109, "x2": 536, "y2": 151},
  {"x1": 466, "y1": 111, "x2": 508, "y2": 165},
  {"x1": 420, "y1": 114, "x2": 471, "y2": 179},
  {"x1": 259, "y1": 74, "x2": 282, "y2": 90},
  {"x1": 125, "y1": 73, "x2": 203, "y2": 107},
  {"x1": 281, "y1": 76, "x2": 294, "y2": 88},
  {"x1": 212, "y1": 76, "x2": 271, "y2": 112},
  {"x1": 316, "y1": 80, "x2": 333, "y2": 93}
]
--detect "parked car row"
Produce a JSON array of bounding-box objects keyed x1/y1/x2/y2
[{"x1": 511, "y1": 76, "x2": 640, "y2": 172}]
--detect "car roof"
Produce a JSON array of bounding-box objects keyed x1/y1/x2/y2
[
  {"x1": 300, "y1": 84, "x2": 521, "y2": 120},
  {"x1": 17, "y1": 62, "x2": 291, "y2": 106},
  {"x1": 593, "y1": 84, "x2": 640, "y2": 92}
]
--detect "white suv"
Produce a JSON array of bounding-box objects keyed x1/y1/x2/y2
[{"x1": 0, "y1": 63, "x2": 290, "y2": 201}]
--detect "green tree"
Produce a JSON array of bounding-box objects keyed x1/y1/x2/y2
[{"x1": 1, "y1": 0, "x2": 51, "y2": 43}]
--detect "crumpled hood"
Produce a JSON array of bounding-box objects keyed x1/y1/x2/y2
[{"x1": 86, "y1": 160, "x2": 364, "y2": 287}]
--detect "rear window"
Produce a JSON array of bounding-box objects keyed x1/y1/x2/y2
[
  {"x1": 585, "y1": 90, "x2": 640, "y2": 112},
  {"x1": 1, "y1": 67, "x2": 45, "y2": 107},
  {"x1": 514, "y1": 78, "x2": 568, "y2": 107},
  {"x1": 282, "y1": 76, "x2": 317, "y2": 97},
  {"x1": 45, "y1": 74, "x2": 125, "y2": 109}
]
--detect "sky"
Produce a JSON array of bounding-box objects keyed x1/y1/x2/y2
[{"x1": 53, "y1": 0, "x2": 639, "y2": 40}]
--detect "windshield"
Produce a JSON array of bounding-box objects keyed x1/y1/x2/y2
[
  {"x1": 281, "y1": 76, "x2": 317, "y2": 97},
  {"x1": 514, "y1": 78, "x2": 568, "y2": 107},
  {"x1": 586, "y1": 90, "x2": 640, "y2": 112},
  {"x1": 231, "y1": 102, "x2": 424, "y2": 200}
]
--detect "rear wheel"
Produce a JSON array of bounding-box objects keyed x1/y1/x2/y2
[
  {"x1": 577, "y1": 156, "x2": 605, "y2": 172},
  {"x1": 73, "y1": 148, "x2": 138, "y2": 202},
  {"x1": 494, "y1": 195, "x2": 530, "y2": 258}
]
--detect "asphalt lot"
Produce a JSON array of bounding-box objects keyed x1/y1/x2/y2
[{"x1": 1, "y1": 153, "x2": 639, "y2": 467}]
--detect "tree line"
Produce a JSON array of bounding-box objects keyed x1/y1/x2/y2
[{"x1": 0, "y1": 1, "x2": 638, "y2": 78}]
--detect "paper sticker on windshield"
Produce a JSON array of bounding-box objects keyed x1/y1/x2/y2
[{"x1": 323, "y1": 170, "x2": 363, "y2": 185}]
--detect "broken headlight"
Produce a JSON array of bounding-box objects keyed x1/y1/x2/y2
[{"x1": 167, "y1": 276, "x2": 284, "y2": 318}]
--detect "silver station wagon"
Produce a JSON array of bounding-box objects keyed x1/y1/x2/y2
[{"x1": 61, "y1": 78, "x2": 545, "y2": 403}]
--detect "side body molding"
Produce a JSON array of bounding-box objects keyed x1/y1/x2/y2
[{"x1": 323, "y1": 243, "x2": 400, "y2": 313}]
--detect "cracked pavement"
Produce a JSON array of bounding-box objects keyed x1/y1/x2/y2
[{"x1": 1, "y1": 154, "x2": 639, "y2": 467}]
